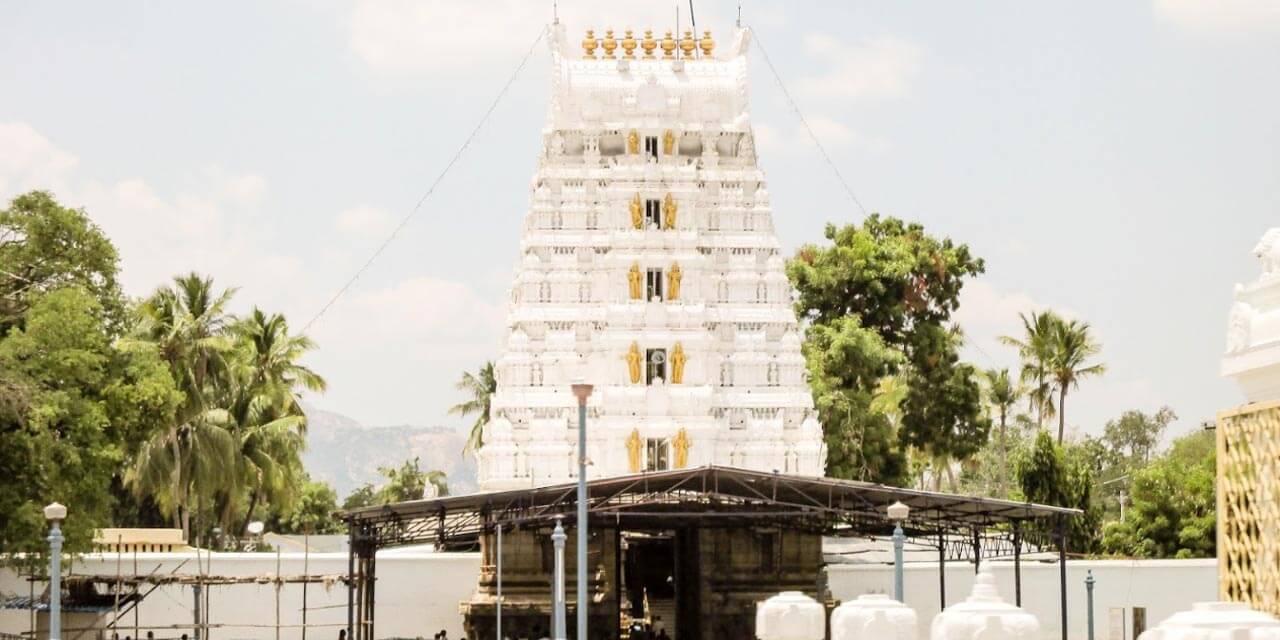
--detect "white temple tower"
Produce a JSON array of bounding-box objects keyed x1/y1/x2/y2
[{"x1": 476, "y1": 25, "x2": 825, "y2": 490}]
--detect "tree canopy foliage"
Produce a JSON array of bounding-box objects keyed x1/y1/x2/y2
[
  {"x1": 1100, "y1": 430, "x2": 1215, "y2": 558},
  {"x1": 0, "y1": 191, "x2": 351, "y2": 560},
  {"x1": 787, "y1": 216, "x2": 988, "y2": 485},
  {"x1": 342, "y1": 458, "x2": 449, "y2": 509}
]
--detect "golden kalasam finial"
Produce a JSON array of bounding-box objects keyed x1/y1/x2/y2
[
  {"x1": 679, "y1": 30, "x2": 696, "y2": 58},
  {"x1": 663, "y1": 129, "x2": 676, "y2": 155},
  {"x1": 661, "y1": 31, "x2": 677, "y2": 59},
  {"x1": 641, "y1": 30, "x2": 657, "y2": 58},
  {"x1": 699, "y1": 30, "x2": 715, "y2": 57},
  {"x1": 627, "y1": 129, "x2": 640, "y2": 155},
  {"x1": 621, "y1": 29, "x2": 637, "y2": 59},
  {"x1": 602, "y1": 29, "x2": 618, "y2": 59},
  {"x1": 582, "y1": 29, "x2": 599, "y2": 59}
]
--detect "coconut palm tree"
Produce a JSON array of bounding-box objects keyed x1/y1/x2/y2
[
  {"x1": 450, "y1": 362, "x2": 496, "y2": 454},
  {"x1": 223, "y1": 309, "x2": 326, "y2": 536},
  {"x1": 127, "y1": 273, "x2": 238, "y2": 538},
  {"x1": 1048, "y1": 319, "x2": 1106, "y2": 443},
  {"x1": 984, "y1": 367, "x2": 1021, "y2": 494},
  {"x1": 999, "y1": 311, "x2": 1060, "y2": 430}
]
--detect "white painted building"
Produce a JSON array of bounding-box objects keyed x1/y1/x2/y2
[{"x1": 477, "y1": 25, "x2": 825, "y2": 489}]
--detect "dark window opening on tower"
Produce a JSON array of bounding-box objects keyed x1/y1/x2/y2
[
  {"x1": 645, "y1": 199, "x2": 661, "y2": 228},
  {"x1": 645, "y1": 438, "x2": 670, "y2": 471},
  {"x1": 646, "y1": 268, "x2": 664, "y2": 301},
  {"x1": 644, "y1": 136, "x2": 659, "y2": 160},
  {"x1": 646, "y1": 348, "x2": 667, "y2": 385}
]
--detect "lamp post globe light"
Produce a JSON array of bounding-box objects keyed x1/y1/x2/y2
[
  {"x1": 570, "y1": 381, "x2": 593, "y2": 640},
  {"x1": 887, "y1": 501, "x2": 909, "y2": 602},
  {"x1": 44, "y1": 502, "x2": 67, "y2": 640}
]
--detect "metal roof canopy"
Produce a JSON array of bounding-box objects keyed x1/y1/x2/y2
[{"x1": 340, "y1": 465, "x2": 1078, "y2": 552}]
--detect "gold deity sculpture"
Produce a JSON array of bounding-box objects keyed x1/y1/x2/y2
[
  {"x1": 626, "y1": 428, "x2": 643, "y2": 473},
  {"x1": 672, "y1": 428, "x2": 691, "y2": 469},
  {"x1": 662, "y1": 193, "x2": 677, "y2": 229},
  {"x1": 601, "y1": 29, "x2": 618, "y2": 59},
  {"x1": 661, "y1": 31, "x2": 677, "y2": 59},
  {"x1": 671, "y1": 342, "x2": 687, "y2": 384},
  {"x1": 699, "y1": 30, "x2": 715, "y2": 57},
  {"x1": 667, "y1": 262, "x2": 682, "y2": 301},
  {"x1": 627, "y1": 129, "x2": 639, "y2": 155},
  {"x1": 627, "y1": 263, "x2": 643, "y2": 300},
  {"x1": 629, "y1": 193, "x2": 643, "y2": 229},
  {"x1": 641, "y1": 30, "x2": 657, "y2": 58},
  {"x1": 679, "y1": 30, "x2": 697, "y2": 58},
  {"x1": 582, "y1": 29, "x2": 599, "y2": 58},
  {"x1": 621, "y1": 30, "x2": 637, "y2": 59},
  {"x1": 663, "y1": 129, "x2": 676, "y2": 155},
  {"x1": 626, "y1": 342, "x2": 643, "y2": 384}
]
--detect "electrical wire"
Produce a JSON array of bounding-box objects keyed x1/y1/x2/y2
[
  {"x1": 301, "y1": 25, "x2": 548, "y2": 334},
  {"x1": 751, "y1": 27, "x2": 868, "y2": 218}
]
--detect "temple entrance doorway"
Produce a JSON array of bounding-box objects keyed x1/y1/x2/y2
[{"x1": 620, "y1": 529, "x2": 698, "y2": 640}]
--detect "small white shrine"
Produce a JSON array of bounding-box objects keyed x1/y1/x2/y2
[{"x1": 476, "y1": 25, "x2": 825, "y2": 489}]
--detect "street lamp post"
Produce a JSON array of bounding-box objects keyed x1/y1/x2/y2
[
  {"x1": 571, "y1": 382, "x2": 593, "y2": 640},
  {"x1": 888, "y1": 501, "x2": 909, "y2": 602},
  {"x1": 44, "y1": 503, "x2": 67, "y2": 640},
  {"x1": 552, "y1": 517, "x2": 567, "y2": 640}
]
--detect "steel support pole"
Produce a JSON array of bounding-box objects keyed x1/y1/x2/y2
[
  {"x1": 1086, "y1": 570, "x2": 1096, "y2": 640},
  {"x1": 1058, "y1": 516, "x2": 1068, "y2": 640},
  {"x1": 1013, "y1": 525, "x2": 1022, "y2": 607},
  {"x1": 892, "y1": 522, "x2": 905, "y2": 602},
  {"x1": 497, "y1": 524, "x2": 503, "y2": 640},
  {"x1": 553, "y1": 518, "x2": 567, "y2": 640},
  {"x1": 346, "y1": 524, "x2": 355, "y2": 640},
  {"x1": 972, "y1": 528, "x2": 981, "y2": 574},
  {"x1": 572, "y1": 383, "x2": 593, "y2": 640},
  {"x1": 938, "y1": 532, "x2": 946, "y2": 610},
  {"x1": 576, "y1": 398, "x2": 588, "y2": 639},
  {"x1": 48, "y1": 520, "x2": 63, "y2": 640}
]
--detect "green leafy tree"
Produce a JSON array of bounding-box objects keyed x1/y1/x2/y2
[
  {"x1": 450, "y1": 362, "x2": 496, "y2": 454},
  {"x1": 0, "y1": 288, "x2": 181, "y2": 568},
  {"x1": 221, "y1": 309, "x2": 326, "y2": 535},
  {"x1": 0, "y1": 191, "x2": 124, "y2": 334},
  {"x1": 1016, "y1": 430, "x2": 1102, "y2": 552},
  {"x1": 270, "y1": 477, "x2": 342, "y2": 535},
  {"x1": 985, "y1": 367, "x2": 1021, "y2": 495},
  {"x1": 787, "y1": 216, "x2": 987, "y2": 484},
  {"x1": 1047, "y1": 319, "x2": 1106, "y2": 443},
  {"x1": 341, "y1": 458, "x2": 451, "y2": 509},
  {"x1": 1100, "y1": 430, "x2": 1215, "y2": 558},
  {"x1": 999, "y1": 311, "x2": 1060, "y2": 430},
  {"x1": 126, "y1": 273, "x2": 240, "y2": 538},
  {"x1": 1103, "y1": 407, "x2": 1176, "y2": 467}
]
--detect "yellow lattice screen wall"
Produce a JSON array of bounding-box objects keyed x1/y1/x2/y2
[{"x1": 1219, "y1": 400, "x2": 1280, "y2": 615}]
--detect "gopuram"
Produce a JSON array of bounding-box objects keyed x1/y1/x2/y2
[
  {"x1": 475, "y1": 24, "x2": 825, "y2": 491},
  {"x1": 340, "y1": 24, "x2": 1075, "y2": 640}
]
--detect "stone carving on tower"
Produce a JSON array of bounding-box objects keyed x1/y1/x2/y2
[{"x1": 475, "y1": 23, "x2": 826, "y2": 489}]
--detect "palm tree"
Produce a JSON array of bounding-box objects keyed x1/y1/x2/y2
[
  {"x1": 999, "y1": 311, "x2": 1060, "y2": 430},
  {"x1": 126, "y1": 273, "x2": 238, "y2": 538},
  {"x1": 224, "y1": 309, "x2": 326, "y2": 536},
  {"x1": 450, "y1": 362, "x2": 496, "y2": 454},
  {"x1": 984, "y1": 367, "x2": 1021, "y2": 495},
  {"x1": 1048, "y1": 319, "x2": 1106, "y2": 443}
]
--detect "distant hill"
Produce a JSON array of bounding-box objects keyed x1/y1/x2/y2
[{"x1": 302, "y1": 406, "x2": 478, "y2": 498}]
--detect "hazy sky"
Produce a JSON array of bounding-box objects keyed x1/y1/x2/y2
[{"x1": 2, "y1": 1, "x2": 1277, "y2": 442}]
